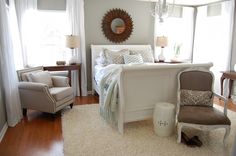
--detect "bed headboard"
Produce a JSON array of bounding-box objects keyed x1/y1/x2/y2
[{"x1": 91, "y1": 44, "x2": 152, "y2": 93}]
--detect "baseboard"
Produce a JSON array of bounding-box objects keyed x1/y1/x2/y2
[{"x1": 0, "y1": 123, "x2": 8, "y2": 142}]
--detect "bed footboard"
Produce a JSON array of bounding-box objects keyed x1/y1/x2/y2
[{"x1": 117, "y1": 62, "x2": 213, "y2": 134}]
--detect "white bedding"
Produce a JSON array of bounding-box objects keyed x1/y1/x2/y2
[
  {"x1": 94, "y1": 65, "x2": 105, "y2": 86},
  {"x1": 94, "y1": 63, "x2": 150, "y2": 87}
]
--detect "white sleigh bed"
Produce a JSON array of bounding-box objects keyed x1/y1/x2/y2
[{"x1": 91, "y1": 44, "x2": 213, "y2": 134}]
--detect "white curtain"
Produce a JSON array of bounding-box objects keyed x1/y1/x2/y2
[
  {"x1": 0, "y1": 0, "x2": 22, "y2": 127},
  {"x1": 67, "y1": 0, "x2": 87, "y2": 96},
  {"x1": 193, "y1": 0, "x2": 235, "y2": 95},
  {"x1": 15, "y1": 0, "x2": 37, "y2": 68}
]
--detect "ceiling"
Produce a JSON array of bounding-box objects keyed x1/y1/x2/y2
[{"x1": 138, "y1": 0, "x2": 228, "y2": 6}]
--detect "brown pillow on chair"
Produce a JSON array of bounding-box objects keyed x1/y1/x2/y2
[{"x1": 180, "y1": 89, "x2": 213, "y2": 107}]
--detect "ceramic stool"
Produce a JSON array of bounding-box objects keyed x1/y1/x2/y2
[{"x1": 153, "y1": 102, "x2": 175, "y2": 137}]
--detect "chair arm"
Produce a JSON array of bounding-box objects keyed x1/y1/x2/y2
[
  {"x1": 51, "y1": 76, "x2": 69, "y2": 87},
  {"x1": 18, "y1": 82, "x2": 49, "y2": 91},
  {"x1": 213, "y1": 92, "x2": 228, "y2": 116},
  {"x1": 18, "y1": 82, "x2": 56, "y2": 112}
]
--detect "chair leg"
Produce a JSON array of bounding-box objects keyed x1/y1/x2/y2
[
  {"x1": 51, "y1": 113, "x2": 57, "y2": 119},
  {"x1": 177, "y1": 123, "x2": 183, "y2": 143},
  {"x1": 22, "y1": 108, "x2": 27, "y2": 116},
  {"x1": 70, "y1": 103, "x2": 73, "y2": 109},
  {"x1": 223, "y1": 126, "x2": 230, "y2": 146}
]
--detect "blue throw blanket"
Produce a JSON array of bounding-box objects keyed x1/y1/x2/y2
[{"x1": 99, "y1": 64, "x2": 122, "y2": 127}]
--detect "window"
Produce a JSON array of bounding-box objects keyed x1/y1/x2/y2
[
  {"x1": 193, "y1": 1, "x2": 234, "y2": 94},
  {"x1": 155, "y1": 6, "x2": 194, "y2": 61},
  {"x1": 23, "y1": 10, "x2": 70, "y2": 66}
]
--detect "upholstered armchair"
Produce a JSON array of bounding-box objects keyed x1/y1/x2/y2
[
  {"x1": 176, "y1": 69, "x2": 231, "y2": 145},
  {"x1": 17, "y1": 66, "x2": 74, "y2": 116}
]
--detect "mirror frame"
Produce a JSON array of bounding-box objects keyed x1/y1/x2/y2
[{"x1": 102, "y1": 8, "x2": 133, "y2": 43}]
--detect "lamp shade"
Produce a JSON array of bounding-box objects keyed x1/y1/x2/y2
[
  {"x1": 156, "y1": 36, "x2": 168, "y2": 47},
  {"x1": 65, "y1": 35, "x2": 80, "y2": 49}
]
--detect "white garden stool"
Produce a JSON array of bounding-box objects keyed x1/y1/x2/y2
[{"x1": 153, "y1": 102, "x2": 175, "y2": 137}]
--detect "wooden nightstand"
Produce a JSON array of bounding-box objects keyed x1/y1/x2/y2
[
  {"x1": 220, "y1": 71, "x2": 236, "y2": 98},
  {"x1": 154, "y1": 60, "x2": 182, "y2": 64}
]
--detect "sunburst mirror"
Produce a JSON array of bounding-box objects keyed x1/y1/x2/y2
[{"x1": 101, "y1": 8, "x2": 133, "y2": 43}]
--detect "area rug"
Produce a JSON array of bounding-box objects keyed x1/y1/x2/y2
[{"x1": 62, "y1": 104, "x2": 236, "y2": 156}]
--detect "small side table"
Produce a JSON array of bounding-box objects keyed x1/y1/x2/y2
[
  {"x1": 153, "y1": 102, "x2": 175, "y2": 137},
  {"x1": 154, "y1": 60, "x2": 183, "y2": 64},
  {"x1": 220, "y1": 71, "x2": 236, "y2": 98}
]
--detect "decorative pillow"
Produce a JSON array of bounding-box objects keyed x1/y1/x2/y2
[
  {"x1": 180, "y1": 89, "x2": 213, "y2": 106},
  {"x1": 95, "y1": 56, "x2": 106, "y2": 67},
  {"x1": 28, "y1": 71, "x2": 53, "y2": 88},
  {"x1": 21, "y1": 70, "x2": 43, "y2": 82},
  {"x1": 130, "y1": 49, "x2": 154, "y2": 63},
  {"x1": 98, "y1": 50, "x2": 110, "y2": 66},
  {"x1": 123, "y1": 54, "x2": 144, "y2": 64},
  {"x1": 103, "y1": 49, "x2": 130, "y2": 64}
]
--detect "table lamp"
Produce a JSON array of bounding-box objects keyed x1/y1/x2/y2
[
  {"x1": 156, "y1": 36, "x2": 168, "y2": 62},
  {"x1": 65, "y1": 35, "x2": 80, "y2": 65}
]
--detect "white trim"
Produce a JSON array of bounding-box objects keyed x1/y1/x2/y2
[{"x1": 0, "y1": 123, "x2": 8, "y2": 142}]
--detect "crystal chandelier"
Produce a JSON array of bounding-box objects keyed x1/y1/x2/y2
[{"x1": 151, "y1": 0, "x2": 175, "y2": 23}]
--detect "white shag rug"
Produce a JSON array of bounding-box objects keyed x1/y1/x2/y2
[{"x1": 62, "y1": 104, "x2": 236, "y2": 156}]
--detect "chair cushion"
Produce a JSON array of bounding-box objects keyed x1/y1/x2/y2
[
  {"x1": 29, "y1": 71, "x2": 53, "y2": 88},
  {"x1": 49, "y1": 87, "x2": 73, "y2": 101},
  {"x1": 180, "y1": 89, "x2": 213, "y2": 107},
  {"x1": 178, "y1": 106, "x2": 231, "y2": 125}
]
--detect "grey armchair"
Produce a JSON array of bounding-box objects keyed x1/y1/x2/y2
[
  {"x1": 17, "y1": 66, "x2": 74, "y2": 116},
  {"x1": 176, "y1": 69, "x2": 231, "y2": 145}
]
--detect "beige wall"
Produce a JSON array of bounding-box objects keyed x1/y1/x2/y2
[
  {"x1": 37, "y1": 0, "x2": 66, "y2": 10},
  {"x1": 84, "y1": 0, "x2": 154, "y2": 90}
]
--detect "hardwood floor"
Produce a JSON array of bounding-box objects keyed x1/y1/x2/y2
[
  {"x1": 0, "y1": 95, "x2": 235, "y2": 156},
  {"x1": 214, "y1": 98, "x2": 236, "y2": 112},
  {"x1": 0, "y1": 95, "x2": 98, "y2": 156}
]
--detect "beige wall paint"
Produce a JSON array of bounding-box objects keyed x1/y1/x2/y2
[
  {"x1": 84, "y1": 0, "x2": 154, "y2": 90},
  {"x1": 37, "y1": 0, "x2": 66, "y2": 10}
]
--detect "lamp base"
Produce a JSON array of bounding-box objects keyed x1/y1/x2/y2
[
  {"x1": 69, "y1": 56, "x2": 80, "y2": 65},
  {"x1": 56, "y1": 61, "x2": 66, "y2": 66},
  {"x1": 158, "y1": 49, "x2": 165, "y2": 62},
  {"x1": 69, "y1": 63, "x2": 77, "y2": 65}
]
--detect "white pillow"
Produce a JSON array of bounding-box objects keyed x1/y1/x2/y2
[
  {"x1": 21, "y1": 70, "x2": 43, "y2": 82},
  {"x1": 95, "y1": 56, "x2": 106, "y2": 66},
  {"x1": 97, "y1": 50, "x2": 110, "y2": 66},
  {"x1": 103, "y1": 49, "x2": 130, "y2": 64},
  {"x1": 123, "y1": 54, "x2": 144, "y2": 64},
  {"x1": 28, "y1": 71, "x2": 53, "y2": 88},
  {"x1": 130, "y1": 49, "x2": 154, "y2": 63}
]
